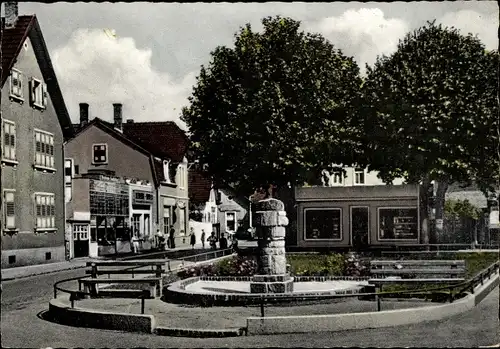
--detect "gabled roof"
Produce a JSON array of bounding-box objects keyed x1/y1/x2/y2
[
  {"x1": 67, "y1": 117, "x2": 166, "y2": 186},
  {"x1": 1, "y1": 15, "x2": 74, "y2": 139},
  {"x1": 122, "y1": 121, "x2": 188, "y2": 163}
]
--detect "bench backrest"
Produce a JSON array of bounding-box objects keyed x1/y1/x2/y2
[
  {"x1": 86, "y1": 260, "x2": 166, "y2": 267},
  {"x1": 370, "y1": 260, "x2": 466, "y2": 277}
]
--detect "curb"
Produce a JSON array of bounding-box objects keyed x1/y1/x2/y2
[
  {"x1": 2, "y1": 264, "x2": 88, "y2": 281},
  {"x1": 246, "y1": 273, "x2": 499, "y2": 335},
  {"x1": 154, "y1": 326, "x2": 245, "y2": 338}
]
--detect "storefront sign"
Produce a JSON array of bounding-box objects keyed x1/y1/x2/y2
[{"x1": 133, "y1": 190, "x2": 154, "y2": 205}]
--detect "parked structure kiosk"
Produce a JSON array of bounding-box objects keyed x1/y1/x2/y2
[{"x1": 294, "y1": 184, "x2": 421, "y2": 249}]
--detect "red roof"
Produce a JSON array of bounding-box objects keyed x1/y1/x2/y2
[
  {"x1": 188, "y1": 169, "x2": 212, "y2": 204},
  {"x1": 1, "y1": 16, "x2": 35, "y2": 85},
  {"x1": 122, "y1": 122, "x2": 189, "y2": 163}
]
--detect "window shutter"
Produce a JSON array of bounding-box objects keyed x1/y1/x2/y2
[
  {"x1": 42, "y1": 83, "x2": 48, "y2": 107},
  {"x1": 4, "y1": 192, "x2": 15, "y2": 228},
  {"x1": 29, "y1": 78, "x2": 35, "y2": 105}
]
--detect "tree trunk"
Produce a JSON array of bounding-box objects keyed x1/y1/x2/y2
[
  {"x1": 275, "y1": 184, "x2": 297, "y2": 247},
  {"x1": 419, "y1": 176, "x2": 432, "y2": 247},
  {"x1": 434, "y1": 180, "x2": 449, "y2": 244}
]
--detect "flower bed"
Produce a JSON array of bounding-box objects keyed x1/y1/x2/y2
[{"x1": 175, "y1": 252, "x2": 370, "y2": 280}]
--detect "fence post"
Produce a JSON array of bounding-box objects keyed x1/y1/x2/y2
[
  {"x1": 141, "y1": 292, "x2": 146, "y2": 314},
  {"x1": 376, "y1": 287, "x2": 381, "y2": 311},
  {"x1": 167, "y1": 260, "x2": 171, "y2": 272},
  {"x1": 91, "y1": 263, "x2": 97, "y2": 278},
  {"x1": 54, "y1": 287, "x2": 57, "y2": 299},
  {"x1": 480, "y1": 273, "x2": 484, "y2": 285},
  {"x1": 260, "y1": 298, "x2": 265, "y2": 317}
]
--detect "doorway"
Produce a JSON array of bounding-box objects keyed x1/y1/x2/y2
[
  {"x1": 351, "y1": 207, "x2": 369, "y2": 250},
  {"x1": 73, "y1": 224, "x2": 90, "y2": 258}
]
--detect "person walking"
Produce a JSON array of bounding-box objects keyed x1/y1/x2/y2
[
  {"x1": 169, "y1": 226, "x2": 176, "y2": 249},
  {"x1": 201, "y1": 230, "x2": 206, "y2": 249},
  {"x1": 219, "y1": 233, "x2": 228, "y2": 249},
  {"x1": 190, "y1": 228, "x2": 196, "y2": 249},
  {"x1": 131, "y1": 230, "x2": 140, "y2": 254},
  {"x1": 207, "y1": 231, "x2": 218, "y2": 250}
]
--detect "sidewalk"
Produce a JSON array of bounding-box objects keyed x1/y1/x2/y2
[{"x1": 1, "y1": 246, "x2": 201, "y2": 282}]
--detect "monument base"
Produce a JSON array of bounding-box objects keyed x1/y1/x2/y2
[{"x1": 250, "y1": 274, "x2": 294, "y2": 294}]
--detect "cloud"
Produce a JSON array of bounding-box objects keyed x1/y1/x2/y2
[
  {"x1": 51, "y1": 28, "x2": 196, "y2": 129},
  {"x1": 438, "y1": 10, "x2": 498, "y2": 50},
  {"x1": 307, "y1": 8, "x2": 409, "y2": 72}
]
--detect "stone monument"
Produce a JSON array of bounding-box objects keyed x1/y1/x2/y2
[{"x1": 250, "y1": 198, "x2": 294, "y2": 293}]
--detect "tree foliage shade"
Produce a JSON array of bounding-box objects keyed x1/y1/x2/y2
[
  {"x1": 444, "y1": 199, "x2": 482, "y2": 220},
  {"x1": 361, "y1": 21, "x2": 498, "y2": 191},
  {"x1": 182, "y1": 16, "x2": 363, "y2": 195}
]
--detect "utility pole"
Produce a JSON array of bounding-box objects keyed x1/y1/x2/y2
[
  {"x1": 496, "y1": 4, "x2": 500, "y2": 321},
  {"x1": 1, "y1": 2, "x2": 4, "y2": 235}
]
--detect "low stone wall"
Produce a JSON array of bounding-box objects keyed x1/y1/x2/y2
[
  {"x1": 49, "y1": 297, "x2": 155, "y2": 333},
  {"x1": 246, "y1": 273, "x2": 499, "y2": 335},
  {"x1": 164, "y1": 275, "x2": 367, "y2": 306}
]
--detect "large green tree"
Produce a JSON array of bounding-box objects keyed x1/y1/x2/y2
[
  {"x1": 361, "y1": 21, "x2": 498, "y2": 244},
  {"x1": 182, "y1": 16, "x2": 363, "y2": 197}
]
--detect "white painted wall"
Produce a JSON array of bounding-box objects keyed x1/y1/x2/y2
[{"x1": 321, "y1": 166, "x2": 405, "y2": 187}]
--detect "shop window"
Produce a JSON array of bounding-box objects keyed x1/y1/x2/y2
[
  {"x1": 226, "y1": 212, "x2": 236, "y2": 232},
  {"x1": 304, "y1": 208, "x2": 342, "y2": 240},
  {"x1": 378, "y1": 207, "x2": 418, "y2": 240},
  {"x1": 45, "y1": 252, "x2": 52, "y2": 260},
  {"x1": 73, "y1": 224, "x2": 89, "y2": 240},
  {"x1": 8, "y1": 255, "x2": 16, "y2": 264}
]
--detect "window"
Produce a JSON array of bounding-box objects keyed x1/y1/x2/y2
[
  {"x1": 178, "y1": 165, "x2": 186, "y2": 188},
  {"x1": 179, "y1": 208, "x2": 186, "y2": 235},
  {"x1": 73, "y1": 224, "x2": 89, "y2": 240},
  {"x1": 64, "y1": 159, "x2": 73, "y2": 185},
  {"x1": 304, "y1": 208, "x2": 342, "y2": 240},
  {"x1": 163, "y1": 160, "x2": 171, "y2": 183},
  {"x1": 332, "y1": 171, "x2": 343, "y2": 185},
  {"x1": 9, "y1": 68, "x2": 24, "y2": 101},
  {"x1": 226, "y1": 212, "x2": 236, "y2": 232},
  {"x1": 378, "y1": 207, "x2": 418, "y2": 240},
  {"x1": 163, "y1": 206, "x2": 172, "y2": 234},
  {"x1": 29, "y1": 77, "x2": 48, "y2": 109},
  {"x1": 92, "y1": 144, "x2": 108, "y2": 164},
  {"x1": 34, "y1": 130, "x2": 55, "y2": 170},
  {"x1": 74, "y1": 165, "x2": 80, "y2": 175},
  {"x1": 354, "y1": 168, "x2": 365, "y2": 184},
  {"x1": 211, "y1": 206, "x2": 217, "y2": 223},
  {"x1": 131, "y1": 214, "x2": 141, "y2": 235},
  {"x1": 3, "y1": 190, "x2": 16, "y2": 230},
  {"x1": 35, "y1": 193, "x2": 56, "y2": 231},
  {"x1": 45, "y1": 252, "x2": 52, "y2": 260},
  {"x1": 2, "y1": 119, "x2": 16, "y2": 163}
]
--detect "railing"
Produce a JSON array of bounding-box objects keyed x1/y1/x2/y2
[
  {"x1": 255, "y1": 260, "x2": 500, "y2": 316},
  {"x1": 52, "y1": 248, "x2": 235, "y2": 313}
]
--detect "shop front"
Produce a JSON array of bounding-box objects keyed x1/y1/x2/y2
[
  {"x1": 295, "y1": 184, "x2": 420, "y2": 249},
  {"x1": 129, "y1": 182, "x2": 155, "y2": 251}
]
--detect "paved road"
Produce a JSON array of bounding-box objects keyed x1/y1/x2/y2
[{"x1": 1, "y1": 267, "x2": 498, "y2": 348}]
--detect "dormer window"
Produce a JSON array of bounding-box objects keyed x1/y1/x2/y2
[
  {"x1": 9, "y1": 68, "x2": 24, "y2": 102},
  {"x1": 163, "y1": 160, "x2": 171, "y2": 183},
  {"x1": 29, "y1": 77, "x2": 48, "y2": 110}
]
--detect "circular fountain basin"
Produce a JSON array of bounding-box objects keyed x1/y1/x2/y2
[{"x1": 164, "y1": 276, "x2": 370, "y2": 306}]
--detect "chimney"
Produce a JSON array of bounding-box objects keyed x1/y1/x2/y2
[
  {"x1": 79, "y1": 103, "x2": 89, "y2": 127},
  {"x1": 113, "y1": 103, "x2": 123, "y2": 131},
  {"x1": 5, "y1": 2, "x2": 18, "y2": 29}
]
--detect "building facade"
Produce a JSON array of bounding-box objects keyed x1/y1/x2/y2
[
  {"x1": 320, "y1": 166, "x2": 405, "y2": 187},
  {"x1": 1, "y1": 9, "x2": 74, "y2": 268},
  {"x1": 295, "y1": 184, "x2": 420, "y2": 249},
  {"x1": 64, "y1": 104, "x2": 189, "y2": 257}
]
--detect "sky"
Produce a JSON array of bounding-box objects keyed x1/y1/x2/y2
[{"x1": 11, "y1": 2, "x2": 499, "y2": 129}]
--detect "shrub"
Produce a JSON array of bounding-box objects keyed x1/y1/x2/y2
[{"x1": 344, "y1": 252, "x2": 370, "y2": 277}]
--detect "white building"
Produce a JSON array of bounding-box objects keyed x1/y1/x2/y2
[{"x1": 321, "y1": 166, "x2": 405, "y2": 187}]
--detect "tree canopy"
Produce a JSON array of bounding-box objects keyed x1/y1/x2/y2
[
  {"x1": 181, "y1": 16, "x2": 363, "y2": 195},
  {"x1": 361, "y1": 21, "x2": 498, "y2": 190}
]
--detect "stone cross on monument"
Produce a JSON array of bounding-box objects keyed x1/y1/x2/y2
[{"x1": 250, "y1": 198, "x2": 294, "y2": 293}]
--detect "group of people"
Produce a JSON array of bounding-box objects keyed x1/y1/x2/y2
[{"x1": 190, "y1": 229, "x2": 238, "y2": 252}]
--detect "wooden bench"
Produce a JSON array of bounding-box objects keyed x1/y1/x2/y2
[
  {"x1": 368, "y1": 259, "x2": 466, "y2": 289},
  {"x1": 85, "y1": 260, "x2": 166, "y2": 279},
  {"x1": 78, "y1": 277, "x2": 162, "y2": 298}
]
